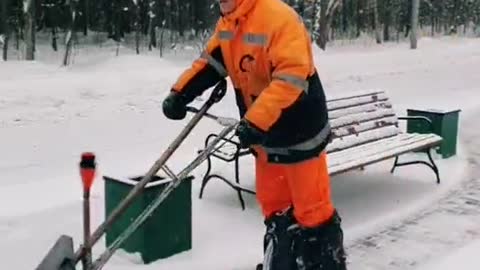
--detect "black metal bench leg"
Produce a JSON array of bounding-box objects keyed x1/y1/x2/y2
[
  {"x1": 196, "y1": 132, "x2": 257, "y2": 210},
  {"x1": 199, "y1": 154, "x2": 213, "y2": 199},
  {"x1": 234, "y1": 153, "x2": 246, "y2": 210},
  {"x1": 390, "y1": 149, "x2": 441, "y2": 184},
  {"x1": 426, "y1": 150, "x2": 441, "y2": 184},
  {"x1": 390, "y1": 156, "x2": 399, "y2": 173},
  {"x1": 201, "y1": 173, "x2": 247, "y2": 210},
  {"x1": 197, "y1": 151, "x2": 248, "y2": 210}
]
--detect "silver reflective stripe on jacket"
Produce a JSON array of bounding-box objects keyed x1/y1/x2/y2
[
  {"x1": 273, "y1": 74, "x2": 309, "y2": 92},
  {"x1": 218, "y1": 31, "x2": 234, "y2": 41},
  {"x1": 243, "y1": 33, "x2": 267, "y2": 46},
  {"x1": 201, "y1": 51, "x2": 228, "y2": 77},
  {"x1": 263, "y1": 123, "x2": 331, "y2": 155}
]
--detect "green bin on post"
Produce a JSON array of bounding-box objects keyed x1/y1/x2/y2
[
  {"x1": 406, "y1": 108, "x2": 461, "y2": 159},
  {"x1": 103, "y1": 174, "x2": 193, "y2": 264}
]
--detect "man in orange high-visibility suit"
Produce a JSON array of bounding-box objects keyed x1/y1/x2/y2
[{"x1": 162, "y1": 0, "x2": 347, "y2": 269}]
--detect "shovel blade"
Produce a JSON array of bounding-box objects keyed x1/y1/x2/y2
[{"x1": 35, "y1": 235, "x2": 76, "y2": 270}]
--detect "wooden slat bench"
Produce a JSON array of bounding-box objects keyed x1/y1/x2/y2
[{"x1": 197, "y1": 90, "x2": 443, "y2": 210}]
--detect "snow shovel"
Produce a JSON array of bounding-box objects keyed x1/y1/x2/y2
[
  {"x1": 35, "y1": 79, "x2": 229, "y2": 270},
  {"x1": 35, "y1": 235, "x2": 76, "y2": 270}
]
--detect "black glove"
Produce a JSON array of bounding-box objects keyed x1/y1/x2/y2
[
  {"x1": 162, "y1": 91, "x2": 188, "y2": 120},
  {"x1": 235, "y1": 119, "x2": 266, "y2": 148}
]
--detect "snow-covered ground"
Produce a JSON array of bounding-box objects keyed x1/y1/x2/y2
[
  {"x1": 1, "y1": 36, "x2": 479, "y2": 270},
  {"x1": 423, "y1": 240, "x2": 480, "y2": 270}
]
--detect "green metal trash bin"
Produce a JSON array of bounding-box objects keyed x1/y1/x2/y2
[
  {"x1": 406, "y1": 108, "x2": 461, "y2": 159},
  {"x1": 103, "y1": 174, "x2": 193, "y2": 264}
]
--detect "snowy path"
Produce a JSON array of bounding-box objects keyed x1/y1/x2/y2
[{"x1": 346, "y1": 111, "x2": 480, "y2": 269}]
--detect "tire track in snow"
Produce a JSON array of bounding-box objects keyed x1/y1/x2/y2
[{"x1": 345, "y1": 110, "x2": 480, "y2": 270}]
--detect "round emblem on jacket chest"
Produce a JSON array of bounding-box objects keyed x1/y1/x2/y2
[{"x1": 239, "y1": 54, "x2": 255, "y2": 72}]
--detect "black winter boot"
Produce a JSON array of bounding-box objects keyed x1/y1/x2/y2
[
  {"x1": 291, "y1": 210, "x2": 347, "y2": 270},
  {"x1": 261, "y1": 208, "x2": 298, "y2": 270}
]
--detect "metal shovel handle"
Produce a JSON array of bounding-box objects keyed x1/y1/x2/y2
[{"x1": 186, "y1": 106, "x2": 239, "y2": 127}]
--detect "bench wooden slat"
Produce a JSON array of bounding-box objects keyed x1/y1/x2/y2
[
  {"x1": 327, "y1": 125, "x2": 401, "y2": 153},
  {"x1": 328, "y1": 132, "x2": 419, "y2": 162},
  {"x1": 327, "y1": 133, "x2": 419, "y2": 162},
  {"x1": 328, "y1": 100, "x2": 393, "y2": 119},
  {"x1": 328, "y1": 133, "x2": 440, "y2": 168},
  {"x1": 330, "y1": 108, "x2": 397, "y2": 129},
  {"x1": 332, "y1": 116, "x2": 398, "y2": 138},
  {"x1": 326, "y1": 90, "x2": 385, "y2": 102},
  {"x1": 329, "y1": 134, "x2": 442, "y2": 175},
  {"x1": 327, "y1": 91, "x2": 388, "y2": 111}
]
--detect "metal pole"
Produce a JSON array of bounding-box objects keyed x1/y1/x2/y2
[{"x1": 82, "y1": 189, "x2": 92, "y2": 270}]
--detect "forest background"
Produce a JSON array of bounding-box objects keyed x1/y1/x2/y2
[{"x1": 1, "y1": 0, "x2": 480, "y2": 64}]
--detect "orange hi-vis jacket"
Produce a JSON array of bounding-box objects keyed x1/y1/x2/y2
[{"x1": 172, "y1": 0, "x2": 331, "y2": 164}]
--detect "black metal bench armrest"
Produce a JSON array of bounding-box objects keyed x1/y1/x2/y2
[
  {"x1": 398, "y1": 116, "x2": 434, "y2": 133},
  {"x1": 205, "y1": 133, "x2": 238, "y2": 147},
  {"x1": 199, "y1": 133, "x2": 240, "y2": 162}
]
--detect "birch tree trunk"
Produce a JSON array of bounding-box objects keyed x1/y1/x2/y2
[
  {"x1": 63, "y1": 0, "x2": 78, "y2": 66},
  {"x1": 24, "y1": 0, "x2": 35, "y2": 60},
  {"x1": 159, "y1": 20, "x2": 166, "y2": 57},
  {"x1": 51, "y1": 27, "x2": 57, "y2": 51},
  {"x1": 1, "y1": 0, "x2": 9, "y2": 61},
  {"x1": 84, "y1": 0, "x2": 89, "y2": 36},
  {"x1": 2, "y1": 34, "x2": 7, "y2": 61},
  {"x1": 372, "y1": 0, "x2": 382, "y2": 43},
  {"x1": 147, "y1": 0, "x2": 156, "y2": 50},
  {"x1": 449, "y1": 0, "x2": 459, "y2": 34},
  {"x1": 316, "y1": 0, "x2": 341, "y2": 50},
  {"x1": 383, "y1": 0, "x2": 392, "y2": 41},
  {"x1": 341, "y1": 0, "x2": 348, "y2": 34},
  {"x1": 133, "y1": 0, "x2": 141, "y2": 54},
  {"x1": 410, "y1": 0, "x2": 420, "y2": 49},
  {"x1": 318, "y1": 0, "x2": 329, "y2": 49}
]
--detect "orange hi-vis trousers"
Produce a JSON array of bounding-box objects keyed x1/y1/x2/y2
[{"x1": 255, "y1": 149, "x2": 335, "y2": 228}]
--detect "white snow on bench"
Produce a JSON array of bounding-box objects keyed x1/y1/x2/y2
[
  {"x1": 328, "y1": 132, "x2": 405, "y2": 161},
  {"x1": 328, "y1": 133, "x2": 442, "y2": 175},
  {"x1": 327, "y1": 125, "x2": 402, "y2": 153},
  {"x1": 330, "y1": 108, "x2": 397, "y2": 129},
  {"x1": 326, "y1": 89, "x2": 385, "y2": 101},
  {"x1": 332, "y1": 116, "x2": 399, "y2": 138},
  {"x1": 327, "y1": 91, "x2": 388, "y2": 110},
  {"x1": 329, "y1": 100, "x2": 393, "y2": 119}
]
